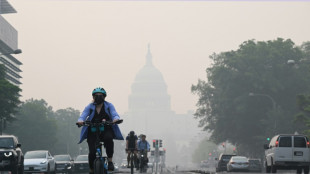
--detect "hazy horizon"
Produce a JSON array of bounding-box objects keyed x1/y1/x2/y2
[{"x1": 3, "y1": 0, "x2": 310, "y2": 115}]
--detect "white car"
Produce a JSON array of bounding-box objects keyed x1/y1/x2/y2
[
  {"x1": 264, "y1": 134, "x2": 310, "y2": 173},
  {"x1": 24, "y1": 150, "x2": 56, "y2": 173},
  {"x1": 227, "y1": 156, "x2": 249, "y2": 172}
]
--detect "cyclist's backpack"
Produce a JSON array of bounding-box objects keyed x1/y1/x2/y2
[{"x1": 128, "y1": 135, "x2": 136, "y2": 149}]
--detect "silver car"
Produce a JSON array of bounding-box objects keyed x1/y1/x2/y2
[
  {"x1": 227, "y1": 156, "x2": 249, "y2": 172},
  {"x1": 24, "y1": 150, "x2": 56, "y2": 173}
]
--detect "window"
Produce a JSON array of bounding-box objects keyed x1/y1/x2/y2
[
  {"x1": 294, "y1": 136, "x2": 307, "y2": 148},
  {"x1": 279, "y1": 136, "x2": 292, "y2": 147}
]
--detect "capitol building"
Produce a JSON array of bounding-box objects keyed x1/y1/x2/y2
[{"x1": 122, "y1": 45, "x2": 201, "y2": 166}]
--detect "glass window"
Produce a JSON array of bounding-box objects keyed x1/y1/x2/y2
[
  {"x1": 279, "y1": 136, "x2": 292, "y2": 147},
  {"x1": 76, "y1": 155, "x2": 88, "y2": 161},
  {"x1": 0, "y1": 138, "x2": 14, "y2": 148},
  {"x1": 294, "y1": 137, "x2": 307, "y2": 148},
  {"x1": 25, "y1": 151, "x2": 47, "y2": 159},
  {"x1": 55, "y1": 155, "x2": 71, "y2": 161}
]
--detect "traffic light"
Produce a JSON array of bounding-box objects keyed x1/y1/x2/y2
[
  {"x1": 153, "y1": 139, "x2": 156, "y2": 147},
  {"x1": 156, "y1": 140, "x2": 159, "y2": 147},
  {"x1": 208, "y1": 152, "x2": 212, "y2": 156},
  {"x1": 159, "y1": 140, "x2": 162, "y2": 147},
  {"x1": 233, "y1": 147, "x2": 236, "y2": 151},
  {"x1": 222, "y1": 143, "x2": 225, "y2": 147},
  {"x1": 267, "y1": 137, "x2": 270, "y2": 141}
]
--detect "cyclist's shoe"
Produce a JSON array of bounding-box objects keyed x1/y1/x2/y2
[
  {"x1": 89, "y1": 168, "x2": 94, "y2": 174},
  {"x1": 108, "y1": 161, "x2": 115, "y2": 171}
]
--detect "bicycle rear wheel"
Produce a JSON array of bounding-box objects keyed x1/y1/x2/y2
[
  {"x1": 131, "y1": 155, "x2": 134, "y2": 174},
  {"x1": 94, "y1": 158, "x2": 107, "y2": 174}
]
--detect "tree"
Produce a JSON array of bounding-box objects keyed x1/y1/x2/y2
[
  {"x1": 192, "y1": 38, "x2": 310, "y2": 157},
  {"x1": 192, "y1": 137, "x2": 217, "y2": 163},
  {"x1": 0, "y1": 64, "x2": 21, "y2": 122},
  {"x1": 6, "y1": 99, "x2": 58, "y2": 153}
]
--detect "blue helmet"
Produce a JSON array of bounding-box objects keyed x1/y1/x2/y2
[{"x1": 92, "y1": 87, "x2": 107, "y2": 97}]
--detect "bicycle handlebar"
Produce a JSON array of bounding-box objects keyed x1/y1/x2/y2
[{"x1": 76, "y1": 119, "x2": 123, "y2": 128}]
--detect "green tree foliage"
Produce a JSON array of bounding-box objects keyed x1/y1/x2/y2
[
  {"x1": 0, "y1": 64, "x2": 21, "y2": 122},
  {"x1": 192, "y1": 38, "x2": 310, "y2": 157},
  {"x1": 6, "y1": 99, "x2": 57, "y2": 153},
  {"x1": 50, "y1": 108, "x2": 82, "y2": 157}
]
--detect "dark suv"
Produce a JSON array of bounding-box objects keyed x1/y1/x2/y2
[
  {"x1": 215, "y1": 153, "x2": 236, "y2": 172},
  {"x1": 0, "y1": 135, "x2": 24, "y2": 174}
]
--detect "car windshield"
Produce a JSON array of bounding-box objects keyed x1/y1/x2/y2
[
  {"x1": 25, "y1": 151, "x2": 47, "y2": 159},
  {"x1": 222, "y1": 155, "x2": 233, "y2": 161},
  {"x1": 55, "y1": 155, "x2": 70, "y2": 161},
  {"x1": 0, "y1": 138, "x2": 14, "y2": 148},
  {"x1": 232, "y1": 157, "x2": 248, "y2": 162},
  {"x1": 249, "y1": 160, "x2": 260, "y2": 164},
  {"x1": 76, "y1": 155, "x2": 88, "y2": 161}
]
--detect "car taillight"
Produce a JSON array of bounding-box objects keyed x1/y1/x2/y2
[
  {"x1": 307, "y1": 141, "x2": 310, "y2": 148},
  {"x1": 275, "y1": 141, "x2": 279, "y2": 147},
  {"x1": 231, "y1": 162, "x2": 235, "y2": 164}
]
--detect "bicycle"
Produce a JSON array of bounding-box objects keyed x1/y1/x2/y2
[
  {"x1": 138, "y1": 149, "x2": 148, "y2": 173},
  {"x1": 127, "y1": 148, "x2": 136, "y2": 174},
  {"x1": 76, "y1": 119, "x2": 123, "y2": 174}
]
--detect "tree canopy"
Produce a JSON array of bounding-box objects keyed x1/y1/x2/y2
[
  {"x1": 0, "y1": 64, "x2": 21, "y2": 122},
  {"x1": 192, "y1": 38, "x2": 310, "y2": 157}
]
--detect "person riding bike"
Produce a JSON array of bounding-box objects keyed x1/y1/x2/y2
[
  {"x1": 77, "y1": 87, "x2": 124, "y2": 174},
  {"x1": 137, "y1": 134, "x2": 150, "y2": 169},
  {"x1": 126, "y1": 131, "x2": 138, "y2": 168}
]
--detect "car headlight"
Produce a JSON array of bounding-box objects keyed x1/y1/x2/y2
[
  {"x1": 4, "y1": 152, "x2": 12, "y2": 157},
  {"x1": 41, "y1": 160, "x2": 47, "y2": 164}
]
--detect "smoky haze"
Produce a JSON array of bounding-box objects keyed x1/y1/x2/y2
[{"x1": 2, "y1": 0, "x2": 310, "y2": 167}]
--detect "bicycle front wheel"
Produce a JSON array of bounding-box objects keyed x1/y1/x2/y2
[{"x1": 94, "y1": 158, "x2": 107, "y2": 174}]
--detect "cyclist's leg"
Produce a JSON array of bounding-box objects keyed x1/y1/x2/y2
[
  {"x1": 87, "y1": 133, "x2": 97, "y2": 173},
  {"x1": 127, "y1": 152, "x2": 131, "y2": 167},
  {"x1": 102, "y1": 130, "x2": 115, "y2": 171}
]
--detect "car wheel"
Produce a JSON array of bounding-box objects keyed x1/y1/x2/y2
[
  {"x1": 304, "y1": 166, "x2": 310, "y2": 174},
  {"x1": 297, "y1": 167, "x2": 302, "y2": 174},
  {"x1": 271, "y1": 163, "x2": 277, "y2": 173},
  {"x1": 45, "y1": 165, "x2": 50, "y2": 174},
  {"x1": 11, "y1": 166, "x2": 18, "y2": 174},
  {"x1": 266, "y1": 161, "x2": 271, "y2": 173}
]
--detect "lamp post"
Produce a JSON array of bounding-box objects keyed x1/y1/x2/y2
[{"x1": 249, "y1": 92, "x2": 277, "y2": 133}]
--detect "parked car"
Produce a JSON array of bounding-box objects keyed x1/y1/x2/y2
[
  {"x1": 0, "y1": 135, "x2": 24, "y2": 174},
  {"x1": 227, "y1": 156, "x2": 249, "y2": 172},
  {"x1": 264, "y1": 134, "x2": 310, "y2": 173},
  {"x1": 248, "y1": 159, "x2": 262, "y2": 173},
  {"x1": 24, "y1": 150, "x2": 56, "y2": 173},
  {"x1": 74, "y1": 155, "x2": 89, "y2": 173},
  {"x1": 54, "y1": 154, "x2": 74, "y2": 173},
  {"x1": 215, "y1": 153, "x2": 236, "y2": 172}
]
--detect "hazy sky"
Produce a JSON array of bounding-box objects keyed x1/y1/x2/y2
[{"x1": 3, "y1": 0, "x2": 310, "y2": 115}]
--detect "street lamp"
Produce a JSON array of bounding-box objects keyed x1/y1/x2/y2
[
  {"x1": 0, "y1": 49, "x2": 22, "y2": 56},
  {"x1": 249, "y1": 92, "x2": 277, "y2": 133}
]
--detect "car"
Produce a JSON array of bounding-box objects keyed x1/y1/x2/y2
[
  {"x1": 0, "y1": 135, "x2": 24, "y2": 174},
  {"x1": 74, "y1": 155, "x2": 89, "y2": 173},
  {"x1": 215, "y1": 153, "x2": 236, "y2": 172},
  {"x1": 248, "y1": 159, "x2": 262, "y2": 173},
  {"x1": 264, "y1": 134, "x2": 310, "y2": 173},
  {"x1": 54, "y1": 154, "x2": 74, "y2": 174},
  {"x1": 24, "y1": 150, "x2": 56, "y2": 173},
  {"x1": 227, "y1": 156, "x2": 249, "y2": 172}
]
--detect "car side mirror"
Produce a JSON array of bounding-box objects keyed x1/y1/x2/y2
[
  {"x1": 264, "y1": 144, "x2": 269, "y2": 149},
  {"x1": 16, "y1": 143, "x2": 21, "y2": 148}
]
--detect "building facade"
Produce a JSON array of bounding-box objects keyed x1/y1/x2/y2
[
  {"x1": 0, "y1": 0, "x2": 22, "y2": 86},
  {"x1": 123, "y1": 45, "x2": 201, "y2": 166}
]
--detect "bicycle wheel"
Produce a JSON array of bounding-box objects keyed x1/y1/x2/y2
[
  {"x1": 131, "y1": 154, "x2": 134, "y2": 174},
  {"x1": 94, "y1": 158, "x2": 105, "y2": 174}
]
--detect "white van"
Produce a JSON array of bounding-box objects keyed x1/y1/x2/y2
[{"x1": 264, "y1": 134, "x2": 310, "y2": 173}]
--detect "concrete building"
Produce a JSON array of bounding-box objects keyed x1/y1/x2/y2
[
  {"x1": 0, "y1": 0, "x2": 22, "y2": 86},
  {"x1": 123, "y1": 45, "x2": 201, "y2": 166}
]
